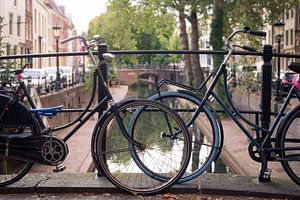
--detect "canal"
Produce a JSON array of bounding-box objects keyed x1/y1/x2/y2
[{"x1": 128, "y1": 80, "x2": 233, "y2": 175}]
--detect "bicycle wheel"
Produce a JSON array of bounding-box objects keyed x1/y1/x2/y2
[
  {"x1": 145, "y1": 91, "x2": 222, "y2": 183},
  {"x1": 91, "y1": 99, "x2": 191, "y2": 194},
  {"x1": 0, "y1": 94, "x2": 38, "y2": 186},
  {"x1": 277, "y1": 104, "x2": 300, "y2": 185}
]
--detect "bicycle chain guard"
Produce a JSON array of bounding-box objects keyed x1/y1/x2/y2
[
  {"x1": 41, "y1": 137, "x2": 69, "y2": 165},
  {"x1": 0, "y1": 134, "x2": 68, "y2": 166}
]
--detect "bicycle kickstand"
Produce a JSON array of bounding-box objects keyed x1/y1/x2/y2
[
  {"x1": 258, "y1": 151, "x2": 272, "y2": 182},
  {"x1": 47, "y1": 128, "x2": 66, "y2": 173}
]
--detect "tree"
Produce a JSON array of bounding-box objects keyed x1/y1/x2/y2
[
  {"x1": 178, "y1": 11, "x2": 193, "y2": 85},
  {"x1": 210, "y1": 0, "x2": 224, "y2": 98},
  {"x1": 88, "y1": 0, "x2": 138, "y2": 66},
  {"x1": 157, "y1": 0, "x2": 213, "y2": 88},
  {"x1": 0, "y1": 17, "x2": 7, "y2": 64},
  {"x1": 88, "y1": 0, "x2": 177, "y2": 69},
  {"x1": 0, "y1": 16, "x2": 15, "y2": 84},
  {"x1": 209, "y1": 0, "x2": 300, "y2": 99},
  {"x1": 225, "y1": 0, "x2": 299, "y2": 34}
]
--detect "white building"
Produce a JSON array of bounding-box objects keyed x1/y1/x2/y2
[
  {"x1": 0, "y1": 0, "x2": 77, "y2": 70},
  {"x1": 32, "y1": 0, "x2": 49, "y2": 68},
  {"x1": 0, "y1": 0, "x2": 26, "y2": 65}
]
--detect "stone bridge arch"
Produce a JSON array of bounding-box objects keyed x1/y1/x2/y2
[{"x1": 118, "y1": 69, "x2": 178, "y2": 85}]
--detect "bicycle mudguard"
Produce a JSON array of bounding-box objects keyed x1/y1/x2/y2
[{"x1": 0, "y1": 94, "x2": 36, "y2": 127}]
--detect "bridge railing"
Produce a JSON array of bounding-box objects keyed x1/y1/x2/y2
[{"x1": 1, "y1": 45, "x2": 300, "y2": 132}]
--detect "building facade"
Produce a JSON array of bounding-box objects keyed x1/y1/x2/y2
[
  {"x1": 0, "y1": 0, "x2": 76, "y2": 69},
  {"x1": 0, "y1": 0, "x2": 26, "y2": 67}
]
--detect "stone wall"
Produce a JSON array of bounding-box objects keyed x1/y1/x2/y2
[{"x1": 39, "y1": 84, "x2": 94, "y2": 127}]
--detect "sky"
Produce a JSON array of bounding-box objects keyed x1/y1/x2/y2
[{"x1": 55, "y1": 0, "x2": 109, "y2": 34}]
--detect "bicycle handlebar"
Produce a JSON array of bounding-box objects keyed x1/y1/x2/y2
[
  {"x1": 222, "y1": 27, "x2": 266, "y2": 65},
  {"x1": 61, "y1": 35, "x2": 89, "y2": 47},
  {"x1": 226, "y1": 26, "x2": 266, "y2": 52},
  {"x1": 249, "y1": 30, "x2": 267, "y2": 37},
  {"x1": 4, "y1": 63, "x2": 32, "y2": 76}
]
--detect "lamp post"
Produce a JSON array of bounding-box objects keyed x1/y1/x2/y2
[
  {"x1": 274, "y1": 19, "x2": 285, "y2": 102},
  {"x1": 52, "y1": 24, "x2": 62, "y2": 90}
]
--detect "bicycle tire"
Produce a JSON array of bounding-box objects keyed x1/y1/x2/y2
[
  {"x1": 91, "y1": 99, "x2": 191, "y2": 194},
  {"x1": 140, "y1": 91, "x2": 222, "y2": 183},
  {"x1": 277, "y1": 104, "x2": 300, "y2": 186},
  {"x1": 0, "y1": 94, "x2": 38, "y2": 186}
]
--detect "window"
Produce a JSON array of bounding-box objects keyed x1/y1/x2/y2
[
  {"x1": 286, "y1": 10, "x2": 289, "y2": 20},
  {"x1": 14, "y1": 0, "x2": 17, "y2": 6},
  {"x1": 6, "y1": 44, "x2": 11, "y2": 55},
  {"x1": 13, "y1": 45, "x2": 17, "y2": 55},
  {"x1": 291, "y1": 9, "x2": 294, "y2": 18},
  {"x1": 34, "y1": 9, "x2": 37, "y2": 33},
  {"x1": 17, "y1": 16, "x2": 21, "y2": 36},
  {"x1": 290, "y1": 29, "x2": 294, "y2": 45},
  {"x1": 9, "y1": 13, "x2": 13, "y2": 35},
  {"x1": 285, "y1": 30, "x2": 289, "y2": 46}
]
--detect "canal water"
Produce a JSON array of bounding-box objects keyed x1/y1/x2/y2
[{"x1": 128, "y1": 80, "x2": 233, "y2": 174}]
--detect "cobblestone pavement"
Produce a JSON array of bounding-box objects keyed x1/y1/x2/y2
[{"x1": 0, "y1": 193, "x2": 284, "y2": 200}]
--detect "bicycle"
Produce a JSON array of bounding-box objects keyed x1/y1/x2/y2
[
  {"x1": 142, "y1": 26, "x2": 300, "y2": 186},
  {"x1": 0, "y1": 35, "x2": 192, "y2": 194}
]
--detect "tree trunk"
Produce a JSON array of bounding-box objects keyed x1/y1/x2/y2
[
  {"x1": 210, "y1": 0, "x2": 225, "y2": 99},
  {"x1": 189, "y1": 9, "x2": 205, "y2": 90},
  {"x1": 179, "y1": 12, "x2": 193, "y2": 85}
]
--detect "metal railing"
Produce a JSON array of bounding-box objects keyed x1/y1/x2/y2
[{"x1": 1, "y1": 44, "x2": 300, "y2": 130}]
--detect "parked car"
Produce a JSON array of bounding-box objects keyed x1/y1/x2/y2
[
  {"x1": 22, "y1": 68, "x2": 49, "y2": 93},
  {"x1": 43, "y1": 67, "x2": 59, "y2": 82},
  {"x1": 281, "y1": 71, "x2": 298, "y2": 96},
  {"x1": 60, "y1": 66, "x2": 74, "y2": 87},
  {"x1": 43, "y1": 67, "x2": 62, "y2": 90},
  {"x1": 59, "y1": 66, "x2": 76, "y2": 87}
]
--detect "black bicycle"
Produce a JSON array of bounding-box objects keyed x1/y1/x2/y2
[
  {"x1": 0, "y1": 35, "x2": 191, "y2": 194},
  {"x1": 143, "y1": 26, "x2": 300, "y2": 186}
]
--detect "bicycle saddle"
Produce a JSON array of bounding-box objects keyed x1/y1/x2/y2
[{"x1": 30, "y1": 105, "x2": 64, "y2": 117}]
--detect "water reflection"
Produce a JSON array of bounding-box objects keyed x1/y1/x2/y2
[
  {"x1": 128, "y1": 80, "x2": 157, "y2": 99},
  {"x1": 128, "y1": 80, "x2": 232, "y2": 174},
  {"x1": 101, "y1": 101, "x2": 190, "y2": 188}
]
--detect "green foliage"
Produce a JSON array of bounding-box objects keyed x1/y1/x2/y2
[
  {"x1": 0, "y1": 16, "x2": 7, "y2": 66},
  {"x1": 87, "y1": 0, "x2": 177, "y2": 69},
  {"x1": 0, "y1": 17, "x2": 6, "y2": 55},
  {"x1": 0, "y1": 66, "x2": 15, "y2": 85},
  {"x1": 0, "y1": 16, "x2": 15, "y2": 85},
  {"x1": 224, "y1": 0, "x2": 299, "y2": 34},
  {"x1": 210, "y1": 0, "x2": 225, "y2": 103}
]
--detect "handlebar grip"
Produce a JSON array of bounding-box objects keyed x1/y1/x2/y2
[{"x1": 249, "y1": 30, "x2": 266, "y2": 37}]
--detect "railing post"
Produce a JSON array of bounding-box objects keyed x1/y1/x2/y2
[
  {"x1": 96, "y1": 43, "x2": 108, "y2": 176},
  {"x1": 259, "y1": 44, "x2": 273, "y2": 182},
  {"x1": 260, "y1": 45, "x2": 272, "y2": 130},
  {"x1": 97, "y1": 43, "x2": 108, "y2": 108}
]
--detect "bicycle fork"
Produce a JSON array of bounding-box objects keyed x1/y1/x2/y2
[{"x1": 109, "y1": 100, "x2": 144, "y2": 149}]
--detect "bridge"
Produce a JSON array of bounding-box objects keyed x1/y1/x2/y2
[{"x1": 117, "y1": 68, "x2": 183, "y2": 85}]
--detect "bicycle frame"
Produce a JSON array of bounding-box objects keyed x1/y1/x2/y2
[
  {"x1": 156, "y1": 28, "x2": 300, "y2": 152},
  {"x1": 201, "y1": 64, "x2": 300, "y2": 151},
  {"x1": 0, "y1": 51, "x2": 143, "y2": 148}
]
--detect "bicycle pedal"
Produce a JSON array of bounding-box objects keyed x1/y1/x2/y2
[
  {"x1": 263, "y1": 168, "x2": 272, "y2": 180},
  {"x1": 53, "y1": 165, "x2": 66, "y2": 172},
  {"x1": 264, "y1": 168, "x2": 272, "y2": 175}
]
